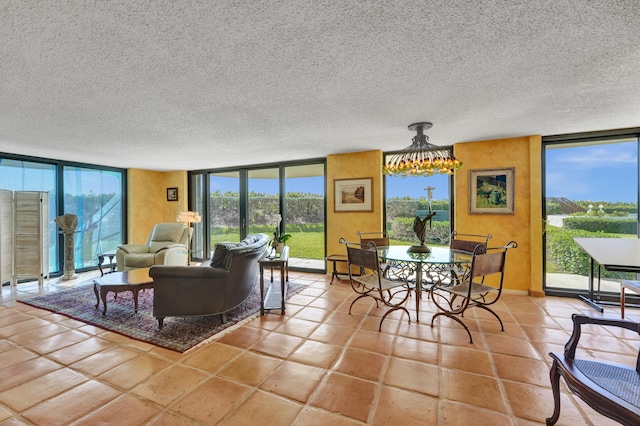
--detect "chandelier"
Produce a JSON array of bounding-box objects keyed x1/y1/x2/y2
[{"x1": 383, "y1": 122, "x2": 462, "y2": 177}]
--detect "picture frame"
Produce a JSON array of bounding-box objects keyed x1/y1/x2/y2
[
  {"x1": 469, "y1": 168, "x2": 515, "y2": 214},
  {"x1": 167, "y1": 187, "x2": 179, "y2": 202},
  {"x1": 334, "y1": 178, "x2": 372, "y2": 212}
]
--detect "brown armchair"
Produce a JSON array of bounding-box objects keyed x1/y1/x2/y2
[{"x1": 116, "y1": 223, "x2": 191, "y2": 271}]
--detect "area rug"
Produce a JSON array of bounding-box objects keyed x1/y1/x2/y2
[{"x1": 18, "y1": 282, "x2": 305, "y2": 353}]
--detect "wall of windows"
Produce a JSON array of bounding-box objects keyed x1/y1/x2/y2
[
  {"x1": 0, "y1": 154, "x2": 125, "y2": 275},
  {"x1": 190, "y1": 160, "x2": 326, "y2": 272},
  {"x1": 543, "y1": 131, "x2": 640, "y2": 300},
  {"x1": 63, "y1": 166, "x2": 124, "y2": 269}
]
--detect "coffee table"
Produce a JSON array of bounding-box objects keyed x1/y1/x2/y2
[{"x1": 93, "y1": 268, "x2": 154, "y2": 315}]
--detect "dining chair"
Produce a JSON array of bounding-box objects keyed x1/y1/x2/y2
[
  {"x1": 430, "y1": 241, "x2": 517, "y2": 343},
  {"x1": 356, "y1": 230, "x2": 390, "y2": 248},
  {"x1": 449, "y1": 231, "x2": 492, "y2": 253},
  {"x1": 420, "y1": 232, "x2": 492, "y2": 289},
  {"x1": 356, "y1": 230, "x2": 393, "y2": 277},
  {"x1": 341, "y1": 238, "x2": 411, "y2": 331}
]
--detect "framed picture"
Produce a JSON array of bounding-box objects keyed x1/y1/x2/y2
[
  {"x1": 167, "y1": 187, "x2": 179, "y2": 202},
  {"x1": 469, "y1": 168, "x2": 515, "y2": 214},
  {"x1": 334, "y1": 178, "x2": 372, "y2": 212}
]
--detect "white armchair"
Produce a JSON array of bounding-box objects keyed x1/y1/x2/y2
[{"x1": 116, "y1": 223, "x2": 192, "y2": 271}]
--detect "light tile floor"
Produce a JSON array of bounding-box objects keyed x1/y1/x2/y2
[{"x1": 0, "y1": 271, "x2": 637, "y2": 425}]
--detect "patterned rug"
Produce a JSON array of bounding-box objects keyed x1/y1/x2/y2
[{"x1": 19, "y1": 281, "x2": 305, "y2": 353}]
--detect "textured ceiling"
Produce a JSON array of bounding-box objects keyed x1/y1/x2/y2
[{"x1": 1, "y1": 1, "x2": 639, "y2": 171}]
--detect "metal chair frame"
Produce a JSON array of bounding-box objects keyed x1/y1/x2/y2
[
  {"x1": 341, "y1": 238, "x2": 411, "y2": 331},
  {"x1": 430, "y1": 241, "x2": 517, "y2": 343}
]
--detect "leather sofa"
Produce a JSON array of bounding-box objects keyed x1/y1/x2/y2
[
  {"x1": 149, "y1": 233, "x2": 270, "y2": 329},
  {"x1": 116, "y1": 223, "x2": 191, "y2": 271}
]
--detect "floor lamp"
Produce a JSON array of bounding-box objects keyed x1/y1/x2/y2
[{"x1": 176, "y1": 211, "x2": 201, "y2": 265}]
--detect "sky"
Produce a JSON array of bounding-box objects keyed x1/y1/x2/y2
[
  {"x1": 545, "y1": 140, "x2": 637, "y2": 203},
  {"x1": 6, "y1": 140, "x2": 636, "y2": 204},
  {"x1": 226, "y1": 139, "x2": 638, "y2": 204}
]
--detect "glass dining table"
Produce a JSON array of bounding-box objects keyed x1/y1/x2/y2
[{"x1": 378, "y1": 245, "x2": 473, "y2": 322}]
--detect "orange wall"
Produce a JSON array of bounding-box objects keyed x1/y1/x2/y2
[
  {"x1": 326, "y1": 150, "x2": 383, "y2": 274},
  {"x1": 127, "y1": 169, "x2": 188, "y2": 243},
  {"x1": 453, "y1": 135, "x2": 543, "y2": 295},
  {"x1": 127, "y1": 138, "x2": 544, "y2": 295}
]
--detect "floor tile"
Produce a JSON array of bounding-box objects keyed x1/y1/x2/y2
[
  {"x1": 372, "y1": 385, "x2": 438, "y2": 426},
  {"x1": 0, "y1": 368, "x2": 87, "y2": 411},
  {"x1": 383, "y1": 357, "x2": 439, "y2": 397},
  {"x1": 289, "y1": 339, "x2": 342, "y2": 369},
  {"x1": 250, "y1": 331, "x2": 304, "y2": 358},
  {"x1": 182, "y1": 341, "x2": 243, "y2": 372},
  {"x1": 441, "y1": 369, "x2": 507, "y2": 413},
  {"x1": 222, "y1": 390, "x2": 302, "y2": 425},
  {"x1": 171, "y1": 377, "x2": 251, "y2": 424},
  {"x1": 21, "y1": 380, "x2": 120, "y2": 426},
  {"x1": 98, "y1": 354, "x2": 171, "y2": 390},
  {"x1": 131, "y1": 365, "x2": 208, "y2": 405},
  {"x1": 73, "y1": 394, "x2": 160, "y2": 425},
  {"x1": 0, "y1": 271, "x2": 636, "y2": 425},
  {"x1": 260, "y1": 360, "x2": 326, "y2": 402},
  {"x1": 309, "y1": 372, "x2": 377, "y2": 422},
  {"x1": 217, "y1": 351, "x2": 282, "y2": 386}
]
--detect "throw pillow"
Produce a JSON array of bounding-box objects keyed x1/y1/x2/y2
[{"x1": 211, "y1": 242, "x2": 238, "y2": 268}]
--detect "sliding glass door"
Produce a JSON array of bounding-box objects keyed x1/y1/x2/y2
[
  {"x1": 194, "y1": 160, "x2": 326, "y2": 272},
  {"x1": 544, "y1": 136, "x2": 639, "y2": 298},
  {"x1": 209, "y1": 172, "x2": 241, "y2": 246}
]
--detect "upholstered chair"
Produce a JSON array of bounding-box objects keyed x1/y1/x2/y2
[{"x1": 116, "y1": 223, "x2": 191, "y2": 271}]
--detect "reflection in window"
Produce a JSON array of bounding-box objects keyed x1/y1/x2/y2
[
  {"x1": 63, "y1": 166, "x2": 124, "y2": 270},
  {"x1": 384, "y1": 159, "x2": 451, "y2": 246},
  {"x1": 0, "y1": 159, "x2": 58, "y2": 272},
  {"x1": 544, "y1": 138, "x2": 639, "y2": 295}
]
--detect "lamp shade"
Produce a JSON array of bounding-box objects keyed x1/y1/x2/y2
[{"x1": 176, "y1": 211, "x2": 202, "y2": 224}]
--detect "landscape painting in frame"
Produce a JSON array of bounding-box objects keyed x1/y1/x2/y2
[
  {"x1": 469, "y1": 168, "x2": 515, "y2": 214},
  {"x1": 334, "y1": 178, "x2": 372, "y2": 212}
]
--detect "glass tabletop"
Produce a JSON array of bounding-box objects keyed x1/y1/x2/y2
[{"x1": 379, "y1": 245, "x2": 471, "y2": 265}]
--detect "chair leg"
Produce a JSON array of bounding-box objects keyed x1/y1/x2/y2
[
  {"x1": 349, "y1": 294, "x2": 378, "y2": 315},
  {"x1": 431, "y1": 311, "x2": 474, "y2": 343},
  {"x1": 475, "y1": 305, "x2": 504, "y2": 331},
  {"x1": 378, "y1": 305, "x2": 411, "y2": 331},
  {"x1": 546, "y1": 361, "x2": 561, "y2": 425}
]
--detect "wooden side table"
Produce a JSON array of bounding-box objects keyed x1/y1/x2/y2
[
  {"x1": 97, "y1": 250, "x2": 117, "y2": 276},
  {"x1": 326, "y1": 253, "x2": 348, "y2": 284},
  {"x1": 259, "y1": 246, "x2": 289, "y2": 315}
]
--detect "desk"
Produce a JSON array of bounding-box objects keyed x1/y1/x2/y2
[
  {"x1": 259, "y1": 246, "x2": 289, "y2": 315},
  {"x1": 380, "y1": 245, "x2": 471, "y2": 322},
  {"x1": 573, "y1": 238, "x2": 640, "y2": 312}
]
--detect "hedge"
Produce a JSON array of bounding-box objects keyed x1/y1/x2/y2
[
  {"x1": 545, "y1": 227, "x2": 633, "y2": 279},
  {"x1": 563, "y1": 217, "x2": 637, "y2": 234}
]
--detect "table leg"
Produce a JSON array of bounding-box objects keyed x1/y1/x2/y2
[
  {"x1": 621, "y1": 286, "x2": 626, "y2": 319},
  {"x1": 579, "y1": 256, "x2": 604, "y2": 313},
  {"x1": 100, "y1": 289, "x2": 109, "y2": 315},
  {"x1": 415, "y1": 265, "x2": 422, "y2": 322},
  {"x1": 260, "y1": 265, "x2": 265, "y2": 315},
  {"x1": 93, "y1": 282, "x2": 100, "y2": 309},
  {"x1": 280, "y1": 265, "x2": 286, "y2": 315},
  {"x1": 98, "y1": 254, "x2": 105, "y2": 276},
  {"x1": 133, "y1": 289, "x2": 140, "y2": 313}
]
